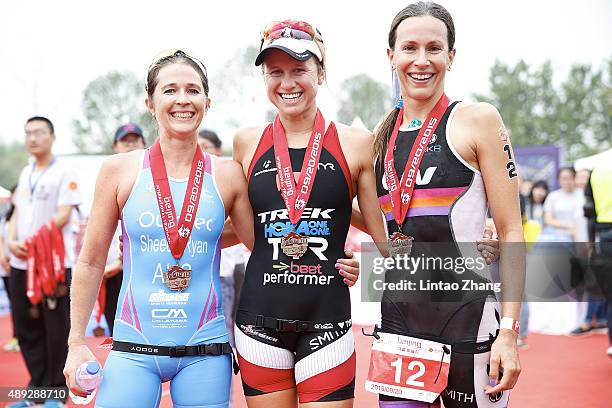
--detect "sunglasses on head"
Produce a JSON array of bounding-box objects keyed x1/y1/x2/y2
[
  {"x1": 146, "y1": 49, "x2": 208, "y2": 86},
  {"x1": 261, "y1": 20, "x2": 319, "y2": 42}
]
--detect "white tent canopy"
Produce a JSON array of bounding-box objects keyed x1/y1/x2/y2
[{"x1": 574, "y1": 148, "x2": 612, "y2": 170}]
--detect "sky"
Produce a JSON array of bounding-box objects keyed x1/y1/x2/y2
[{"x1": 1, "y1": 0, "x2": 610, "y2": 153}]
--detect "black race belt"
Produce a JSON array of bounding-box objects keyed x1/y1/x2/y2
[
  {"x1": 237, "y1": 311, "x2": 352, "y2": 332},
  {"x1": 363, "y1": 326, "x2": 497, "y2": 354},
  {"x1": 112, "y1": 340, "x2": 239, "y2": 373}
]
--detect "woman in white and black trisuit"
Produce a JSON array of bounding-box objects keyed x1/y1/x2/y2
[
  {"x1": 369, "y1": 3, "x2": 524, "y2": 408},
  {"x1": 232, "y1": 21, "x2": 388, "y2": 408}
]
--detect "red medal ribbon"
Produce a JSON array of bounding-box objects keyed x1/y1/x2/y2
[
  {"x1": 272, "y1": 109, "x2": 326, "y2": 225},
  {"x1": 49, "y1": 221, "x2": 66, "y2": 283},
  {"x1": 26, "y1": 237, "x2": 41, "y2": 305},
  {"x1": 36, "y1": 226, "x2": 55, "y2": 296},
  {"x1": 149, "y1": 139, "x2": 206, "y2": 260},
  {"x1": 384, "y1": 94, "x2": 450, "y2": 228}
]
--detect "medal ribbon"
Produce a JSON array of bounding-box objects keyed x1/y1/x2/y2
[
  {"x1": 26, "y1": 237, "x2": 41, "y2": 305},
  {"x1": 49, "y1": 221, "x2": 66, "y2": 283},
  {"x1": 149, "y1": 139, "x2": 206, "y2": 260},
  {"x1": 272, "y1": 109, "x2": 326, "y2": 225},
  {"x1": 384, "y1": 94, "x2": 450, "y2": 228},
  {"x1": 36, "y1": 225, "x2": 56, "y2": 296}
]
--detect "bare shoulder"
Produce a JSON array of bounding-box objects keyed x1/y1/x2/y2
[
  {"x1": 99, "y1": 149, "x2": 140, "y2": 177},
  {"x1": 455, "y1": 102, "x2": 502, "y2": 129},
  {"x1": 335, "y1": 122, "x2": 373, "y2": 149},
  {"x1": 234, "y1": 126, "x2": 267, "y2": 151},
  {"x1": 213, "y1": 156, "x2": 244, "y2": 176},
  {"x1": 213, "y1": 156, "x2": 247, "y2": 189},
  {"x1": 233, "y1": 125, "x2": 268, "y2": 167}
]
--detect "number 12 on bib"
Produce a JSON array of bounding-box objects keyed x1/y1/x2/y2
[{"x1": 365, "y1": 332, "x2": 451, "y2": 403}]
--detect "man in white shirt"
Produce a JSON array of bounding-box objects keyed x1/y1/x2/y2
[{"x1": 7, "y1": 117, "x2": 81, "y2": 408}]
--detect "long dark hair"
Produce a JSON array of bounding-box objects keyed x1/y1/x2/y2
[
  {"x1": 372, "y1": 2, "x2": 455, "y2": 165},
  {"x1": 527, "y1": 180, "x2": 549, "y2": 218}
]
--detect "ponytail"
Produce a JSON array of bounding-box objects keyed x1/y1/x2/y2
[{"x1": 373, "y1": 107, "x2": 401, "y2": 170}]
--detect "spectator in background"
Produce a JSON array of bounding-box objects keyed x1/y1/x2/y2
[
  {"x1": 198, "y1": 129, "x2": 223, "y2": 155},
  {"x1": 571, "y1": 168, "x2": 607, "y2": 336},
  {"x1": 518, "y1": 180, "x2": 549, "y2": 349},
  {"x1": 7, "y1": 116, "x2": 82, "y2": 408},
  {"x1": 583, "y1": 163, "x2": 612, "y2": 356},
  {"x1": 543, "y1": 167, "x2": 586, "y2": 242},
  {"x1": 526, "y1": 180, "x2": 549, "y2": 226},
  {"x1": 198, "y1": 128, "x2": 246, "y2": 346},
  {"x1": 1, "y1": 186, "x2": 19, "y2": 352},
  {"x1": 101, "y1": 124, "x2": 146, "y2": 335},
  {"x1": 575, "y1": 168, "x2": 591, "y2": 191}
]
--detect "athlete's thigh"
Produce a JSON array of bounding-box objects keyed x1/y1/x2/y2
[
  {"x1": 294, "y1": 329, "x2": 356, "y2": 404},
  {"x1": 245, "y1": 388, "x2": 298, "y2": 408},
  {"x1": 234, "y1": 324, "x2": 297, "y2": 397},
  {"x1": 441, "y1": 350, "x2": 508, "y2": 408},
  {"x1": 170, "y1": 354, "x2": 232, "y2": 408},
  {"x1": 96, "y1": 351, "x2": 162, "y2": 408},
  {"x1": 441, "y1": 300, "x2": 508, "y2": 408}
]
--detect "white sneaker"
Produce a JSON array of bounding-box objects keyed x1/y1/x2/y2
[{"x1": 607, "y1": 346, "x2": 612, "y2": 357}]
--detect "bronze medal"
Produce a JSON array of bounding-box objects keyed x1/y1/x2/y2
[
  {"x1": 388, "y1": 231, "x2": 414, "y2": 257},
  {"x1": 281, "y1": 231, "x2": 309, "y2": 259},
  {"x1": 164, "y1": 265, "x2": 192, "y2": 292},
  {"x1": 93, "y1": 326, "x2": 105, "y2": 337}
]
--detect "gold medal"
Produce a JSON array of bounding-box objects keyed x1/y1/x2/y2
[
  {"x1": 281, "y1": 231, "x2": 309, "y2": 259},
  {"x1": 163, "y1": 265, "x2": 192, "y2": 292}
]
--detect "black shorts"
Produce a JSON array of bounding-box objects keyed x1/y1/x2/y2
[{"x1": 379, "y1": 295, "x2": 508, "y2": 408}]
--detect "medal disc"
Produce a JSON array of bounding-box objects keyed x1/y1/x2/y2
[
  {"x1": 163, "y1": 265, "x2": 192, "y2": 292},
  {"x1": 93, "y1": 326, "x2": 105, "y2": 337},
  {"x1": 281, "y1": 231, "x2": 309, "y2": 259},
  {"x1": 46, "y1": 296, "x2": 57, "y2": 310},
  {"x1": 388, "y1": 232, "x2": 414, "y2": 256}
]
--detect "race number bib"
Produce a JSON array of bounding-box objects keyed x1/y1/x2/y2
[{"x1": 365, "y1": 332, "x2": 451, "y2": 403}]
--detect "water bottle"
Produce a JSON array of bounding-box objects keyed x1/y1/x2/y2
[{"x1": 69, "y1": 361, "x2": 103, "y2": 405}]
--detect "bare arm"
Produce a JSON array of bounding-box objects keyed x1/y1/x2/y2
[
  {"x1": 103, "y1": 258, "x2": 123, "y2": 278},
  {"x1": 52, "y1": 204, "x2": 74, "y2": 230},
  {"x1": 0, "y1": 224, "x2": 9, "y2": 272},
  {"x1": 354, "y1": 135, "x2": 388, "y2": 253},
  {"x1": 7, "y1": 207, "x2": 27, "y2": 259},
  {"x1": 350, "y1": 199, "x2": 368, "y2": 232},
  {"x1": 68, "y1": 158, "x2": 122, "y2": 346},
  {"x1": 216, "y1": 158, "x2": 254, "y2": 251},
  {"x1": 466, "y1": 103, "x2": 524, "y2": 394}
]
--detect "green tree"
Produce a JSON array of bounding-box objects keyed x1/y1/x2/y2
[
  {"x1": 72, "y1": 71, "x2": 155, "y2": 153},
  {"x1": 337, "y1": 74, "x2": 393, "y2": 131},
  {"x1": 475, "y1": 58, "x2": 611, "y2": 160},
  {"x1": 0, "y1": 141, "x2": 29, "y2": 189}
]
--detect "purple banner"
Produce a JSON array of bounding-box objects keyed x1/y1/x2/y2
[{"x1": 513, "y1": 145, "x2": 561, "y2": 190}]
